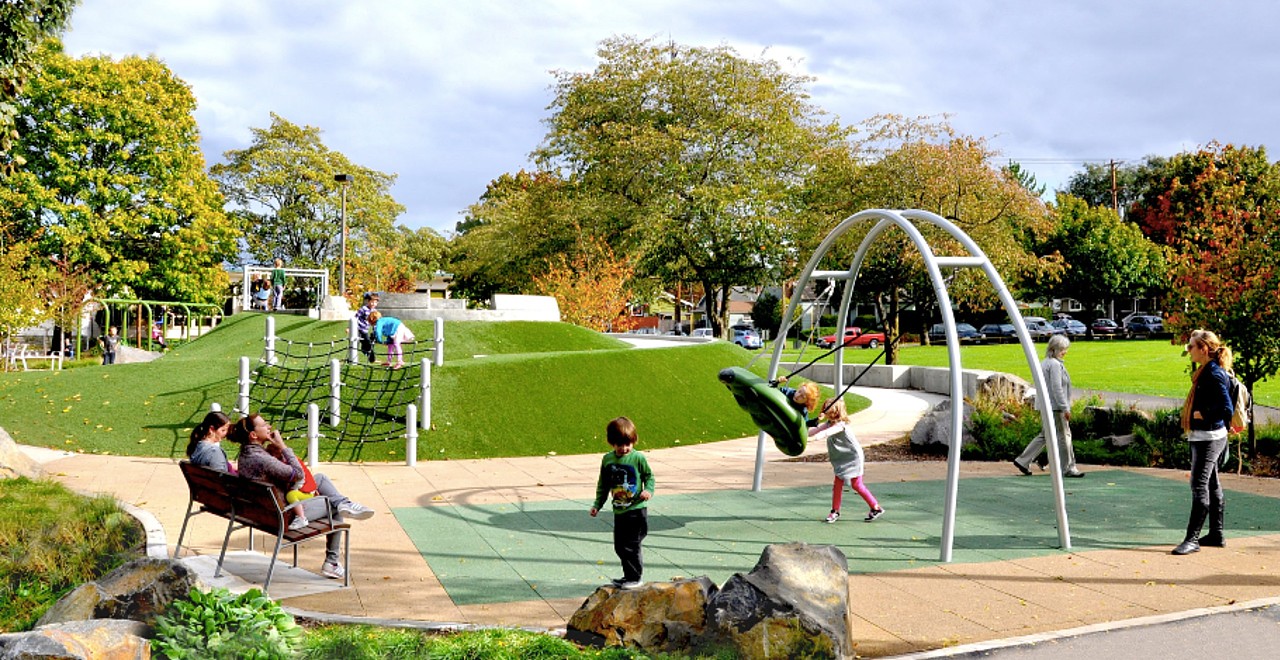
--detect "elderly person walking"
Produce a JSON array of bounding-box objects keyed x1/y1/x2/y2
[{"x1": 1012, "y1": 334, "x2": 1084, "y2": 478}]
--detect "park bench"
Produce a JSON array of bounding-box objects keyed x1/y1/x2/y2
[
  {"x1": 2, "y1": 343, "x2": 63, "y2": 371},
  {"x1": 173, "y1": 461, "x2": 350, "y2": 594}
]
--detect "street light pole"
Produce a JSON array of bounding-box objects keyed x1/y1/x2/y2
[{"x1": 334, "y1": 173, "x2": 352, "y2": 295}]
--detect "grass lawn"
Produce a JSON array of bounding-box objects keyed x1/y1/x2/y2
[
  {"x1": 768, "y1": 339, "x2": 1280, "y2": 407},
  {"x1": 0, "y1": 314, "x2": 866, "y2": 461}
]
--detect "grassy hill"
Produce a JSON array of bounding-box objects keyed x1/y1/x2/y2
[{"x1": 0, "y1": 314, "x2": 863, "y2": 461}]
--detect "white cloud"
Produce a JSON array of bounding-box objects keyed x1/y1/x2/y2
[{"x1": 61, "y1": 1, "x2": 1280, "y2": 232}]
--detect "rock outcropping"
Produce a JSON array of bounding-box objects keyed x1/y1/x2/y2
[{"x1": 567, "y1": 543, "x2": 853, "y2": 659}]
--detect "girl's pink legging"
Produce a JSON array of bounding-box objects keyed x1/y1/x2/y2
[
  {"x1": 832, "y1": 476, "x2": 879, "y2": 511},
  {"x1": 387, "y1": 341, "x2": 403, "y2": 361}
]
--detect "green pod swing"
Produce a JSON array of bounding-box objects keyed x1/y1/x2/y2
[{"x1": 717, "y1": 366, "x2": 807, "y2": 457}]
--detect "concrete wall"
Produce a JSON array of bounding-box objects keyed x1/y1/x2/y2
[
  {"x1": 802, "y1": 363, "x2": 1008, "y2": 399},
  {"x1": 377, "y1": 293, "x2": 559, "y2": 323}
]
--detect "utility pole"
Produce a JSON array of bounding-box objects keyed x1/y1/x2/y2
[{"x1": 1109, "y1": 159, "x2": 1120, "y2": 214}]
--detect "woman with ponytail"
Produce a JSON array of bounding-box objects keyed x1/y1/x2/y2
[
  {"x1": 1172, "y1": 329, "x2": 1234, "y2": 555},
  {"x1": 186, "y1": 410, "x2": 234, "y2": 473}
]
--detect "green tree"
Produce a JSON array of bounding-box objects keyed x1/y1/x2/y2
[
  {"x1": 1034, "y1": 195, "x2": 1168, "y2": 317},
  {"x1": 1, "y1": 44, "x2": 236, "y2": 303},
  {"x1": 211, "y1": 113, "x2": 405, "y2": 287},
  {"x1": 0, "y1": 240, "x2": 49, "y2": 348},
  {"x1": 1061, "y1": 157, "x2": 1168, "y2": 216},
  {"x1": 0, "y1": 0, "x2": 78, "y2": 171},
  {"x1": 1133, "y1": 144, "x2": 1280, "y2": 447},
  {"x1": 535, "y1": 35, "x2": 848, "y2": 336},
  {"x1": 451, "y1": 170, "x2": 597, "y2": 302},
  {"x1": 750, "y1": 291, "x2": 783, "y2": 339},
  {"x1": 801, "y1": 115, "x2": 1058, "y2": 362}
]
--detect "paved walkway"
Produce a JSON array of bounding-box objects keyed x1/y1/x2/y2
[{"x1": 26, "y1": 386, "x2": 1280, "y2": 658}]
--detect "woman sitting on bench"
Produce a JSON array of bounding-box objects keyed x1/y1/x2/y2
[{"x1": 229, "y1": 413, "x2": 376, "y2": 580}]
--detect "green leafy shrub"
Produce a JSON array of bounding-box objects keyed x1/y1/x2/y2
[
  {"x1": 153, "y1": 587, "x2": 302, "y2": 660},
  {"x1": 0, "y1": 478, "x2": 144, "y2": 631}
]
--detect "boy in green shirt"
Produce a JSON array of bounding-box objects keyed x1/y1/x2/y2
[{"x1": 590, "y1": 416, "x2": 655, "y2": 590}]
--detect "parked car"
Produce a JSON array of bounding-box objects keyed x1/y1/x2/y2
[
  {"x1": 817, "y1": 327, "x2": 887, "y2": 349},
  {"x1": 1051, "y1": 318, "x2": 1088, "y2": 337},
  {"x1": 1022, "y1": 316, "x2": 1060, "y2": 341},
  {"x1": 978, "y1": 323, "x2": 1017, "y2": 342},
  {"x1": 1089, "y1": 318, "x2": 1121, "y2": 337},
  {"x1": 691, "y1": 328, "x2": 714, "y2": 338},
  {"x1": 928, "y1": 323, "x2": 986, "y2": 344},
  {"x1": 731, "y1": 327, "x2": 763, "y2": 349},
  {"x1": 1125, "y1": 315, "x2": 1164, "y2": 337}
]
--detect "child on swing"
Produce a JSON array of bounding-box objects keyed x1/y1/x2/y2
[
  {"x1": 810, "y1": 397, "x2": 884, "y2": 523},
  {"x1": 774, "y1": 376, "x2": 821, "y2": 427}
]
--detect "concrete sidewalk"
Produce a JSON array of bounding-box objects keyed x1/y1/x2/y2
[{"x1": 30, "y1": 386, "x2": 1280, "y2": 658}]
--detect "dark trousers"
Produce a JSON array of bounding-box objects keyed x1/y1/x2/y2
[
  {"x1": 1185, "y1": 437, "x2": 1227, "y2": 540},
  {"x1": 614, "y1": 508, "x2": 648, "y2": 582},
  {"x1": 360, "y1": 336, "x2": 376, "y2": 363},
  {"x1": 103, "y1": 351, "x2": 115, "y2": 365}
]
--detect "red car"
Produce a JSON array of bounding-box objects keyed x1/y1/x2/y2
[{"x1": 817, "y1": 327, "x2": 886, "y2": 349}]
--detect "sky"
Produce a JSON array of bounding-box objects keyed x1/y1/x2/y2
[{"x1": 61, "y1": 1, "x2": 1280, "y2": 235}]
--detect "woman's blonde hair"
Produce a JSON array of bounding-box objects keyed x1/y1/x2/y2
[
  {"x1": 1189, "y1": 329, "x2": 1233, "y2": 373},
  {"x1": 821, "y1": 397, "x2": 850, "y2": 422}
]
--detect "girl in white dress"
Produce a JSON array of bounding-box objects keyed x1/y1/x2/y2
[{"x1": 810, "y1": 397, "x2": 884, "y2": 523}]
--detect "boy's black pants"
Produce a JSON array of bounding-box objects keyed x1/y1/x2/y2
[{"x1": 614, "y1": 508, "x2": 648, "y2": 582}]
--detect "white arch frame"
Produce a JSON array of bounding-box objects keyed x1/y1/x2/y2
[{"x1": 762, "y1": 209, "x2": 1071, "y2": 561}]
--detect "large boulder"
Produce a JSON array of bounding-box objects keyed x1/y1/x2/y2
[
  {"x1": 0, "y1": 426, "x2": 42, "y2": 480},
  {"x1": 0, "y1": 619, "x2": 150, "y2": 660},
  {"x1": 909, "y1": 398, "x2": 975, "y2": 452},
  {"x1": 566, "y1": 577, "x2": 717, "y2": 652},
  {"x1": 706, "y1": 543, "x2": 853, "y2": 660},
  {"x1": 36, "y1": 558, "x2": 198, "y2": 628}
]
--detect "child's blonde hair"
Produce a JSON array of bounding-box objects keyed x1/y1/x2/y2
[
  {"x1": 821, "y1": 397, "x2": 850, "y2": 422},
  {"x1": 794, "y1": 382, "x2": 821, "y2": 414},
  {"x1": 368, "y1": 310, "x2": 381, "y2": 323}
]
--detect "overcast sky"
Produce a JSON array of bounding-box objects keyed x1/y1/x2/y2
[{"x1": 62, "y1": 1, "x2": 1280, "y2": 234}]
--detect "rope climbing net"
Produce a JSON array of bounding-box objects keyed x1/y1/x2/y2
[{"x1": 247, "y1": 330, "x2": 437, "y2": 461}]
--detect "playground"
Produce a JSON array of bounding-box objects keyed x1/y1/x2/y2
[{"x1": 32, "y1": 391, "x2": 1280, "y2": 657}]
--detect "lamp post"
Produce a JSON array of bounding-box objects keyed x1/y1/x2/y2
[{"x1": 334, "y1": 173, "x2": 352, "y2": 295}]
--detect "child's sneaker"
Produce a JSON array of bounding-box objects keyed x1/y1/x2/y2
[
  {"x1": 864, "y1": 507, "x2": 885, "y2": 522},
  {"x1": 618, "y1": 580, "x2": 643, "y2": 590},
  {"x1": 824, "y1": 510, "x2": 840, "y2": 524},
  {"x1": 321, "y1": 561, "x2": 345, "y2": 580},
  {"x1": 288, "y1": 513, "x2": 309, "y2": 531}
]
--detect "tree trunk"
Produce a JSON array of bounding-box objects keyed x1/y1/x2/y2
[{"x1": 884, "y1": 287, "x2": 901, "y2": 365}]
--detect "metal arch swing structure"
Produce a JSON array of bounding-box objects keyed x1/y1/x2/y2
[{"x1": 759, "y1": 208, "x2": 1072, "y2": 562}]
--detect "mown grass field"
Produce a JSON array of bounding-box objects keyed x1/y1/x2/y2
[
  {"x1": 0, "y1": 315, "x2": 864, "y2": 461},
  {"x1": 772, "y1": 338, "x2": 1279, "y2": 405}
]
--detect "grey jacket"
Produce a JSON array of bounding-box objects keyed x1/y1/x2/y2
[{"x1": 1039, "y1": 356, "x2": 1072, "y2": 412}]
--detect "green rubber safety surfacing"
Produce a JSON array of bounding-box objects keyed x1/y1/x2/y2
[{"x1": 393, "y1": 470, "x2": 1280, "y2": 606}]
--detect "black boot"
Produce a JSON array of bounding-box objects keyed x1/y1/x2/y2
[
  {"x1": 1174, "y1": 502, "x2": 1207, "y2": 555},
  {"x1": 1200, "y1": 501, "x2": 1226, "y2": 547}
]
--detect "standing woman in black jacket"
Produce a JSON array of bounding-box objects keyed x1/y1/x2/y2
[{"x1": 1173, "y1": 329, "x2": 1234, "y2": 555}]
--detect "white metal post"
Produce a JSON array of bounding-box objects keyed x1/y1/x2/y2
[
  {"x1": 433, "y1": 318, "x2": 444, "y2": 367},
  {"x1": 265, "y1": 316, "x2": 277, "y2": 365},
  {"x1": 237, "y1": 356, "x2": 251, "y2": 414},
  {"x1": 348, "y1": 316, "x2": 360, "y2": 363},
  {"x1": 406, "y1": 403, "x2": 418, "y2": 466},
  {"x1": 307, "y1": 403, "x2": 320, "y2": 469},
  {"x1": 211, "y1": 402, "x2": 221, "y2": 413},
  {"x1": 420, "y1": 357, "x2": 431, "y2": 430},
  {"x1": 329, "y1": 359, "x2": 341, "y2": 427}
]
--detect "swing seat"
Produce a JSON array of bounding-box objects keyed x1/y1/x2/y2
[{"x1": 717, "y1": 367, "x2": 807, "y2": 457}]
